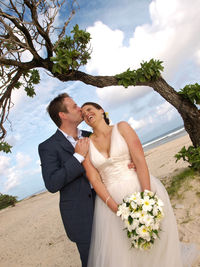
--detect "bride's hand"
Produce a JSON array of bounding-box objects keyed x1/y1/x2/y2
[{"x1": 106, "y1": 196, "x2": 119, "y2": 213}]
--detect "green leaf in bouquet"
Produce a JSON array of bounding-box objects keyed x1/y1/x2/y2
[{"x1": 128, "y1": 216, "x2": 133, "y2": 225}]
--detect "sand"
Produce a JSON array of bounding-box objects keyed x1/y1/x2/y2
[{"x1": 0, "y1": 134, "x2": 199, "y2": 267}]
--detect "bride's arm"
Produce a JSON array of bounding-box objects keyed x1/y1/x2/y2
[
  {"x1": 82, "y1": 155, "x2": 118, "y2": 213},
  {"x1": 118, "y1": 121, "x2": 151, "y2": 191}
]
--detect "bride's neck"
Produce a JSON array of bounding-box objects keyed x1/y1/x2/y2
[{"x1": 92, "y1": 122, "x2": 112, "y2": 137}]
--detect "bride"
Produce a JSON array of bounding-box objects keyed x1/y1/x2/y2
[{"x1": 81, "y1": 102, "x2": 183, "y2": 267}]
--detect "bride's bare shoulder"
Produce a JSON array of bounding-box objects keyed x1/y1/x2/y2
[
  {"x1": 117, "y1": 121, "x2": 136, "y2": 136},
  {"x1": 117, "y1": 121, "x2": 132, "y2": 130}
]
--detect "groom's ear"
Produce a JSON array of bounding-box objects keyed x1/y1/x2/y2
[{"x1": 58, "y1": 111, "x2": 67, "y2": 120}]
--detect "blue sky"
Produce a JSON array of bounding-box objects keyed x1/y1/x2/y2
[{"x1": 0, "y1": 0, "x2": 200, "y2": 200}]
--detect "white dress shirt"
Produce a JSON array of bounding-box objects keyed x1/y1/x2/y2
[{"x1": 58, "y1": 128, "x2": 85, "y2": 163}]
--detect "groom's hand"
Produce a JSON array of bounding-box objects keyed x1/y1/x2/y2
[
  {"x1": 128, "y1": 161, "x2": 136, "y2": 171},
  {"x1": 75, "y1": 138, "x2": 89, "y2": 158}
]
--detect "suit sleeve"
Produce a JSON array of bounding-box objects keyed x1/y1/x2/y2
[{"x1": 38, "y1": 143, "x2": 86, "y2": 193}]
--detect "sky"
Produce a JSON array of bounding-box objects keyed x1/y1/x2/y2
[{"x1": 0, "y1": 0, "x2": 200, "y2": 200}]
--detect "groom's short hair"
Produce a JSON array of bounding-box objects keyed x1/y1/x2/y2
[{"x1": 47, "y1": 93, "x2": 70, "y2": 127}]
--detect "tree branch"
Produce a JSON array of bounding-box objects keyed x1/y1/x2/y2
[
  {"x1": 0, "y1": 57, "x2": 39, "y2": 69},
  {"x1": 55, "y1": 4, "x2": 76, "y2": 50},
  {"x1": 24, "y1": 0, "x2": 53, "y2": 58},
  {"x1": 0, "y1": 8, "x2": 40, "y2": 59},
  {"x1": 54, "y1": 70, "x2": 151, "y2": 87},
  {"x1": 0, "y1": 68, "x2": 23, "y2": 139}
]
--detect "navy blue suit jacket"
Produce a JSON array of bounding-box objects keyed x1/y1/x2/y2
[{"x1": 38, "y1": 129, "x2": 94, "y2": 243}]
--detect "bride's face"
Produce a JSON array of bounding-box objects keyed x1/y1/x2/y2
[{"x1": 82, "y1": 105, "x2": 104, "y2": 126}]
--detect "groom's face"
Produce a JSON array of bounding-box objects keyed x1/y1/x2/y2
[{"x1": 63, "y1": 97, "x2": 83, "y2": 124}]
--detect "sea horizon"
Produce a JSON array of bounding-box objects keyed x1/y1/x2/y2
[{"x1": 143, "y1": 125, "x2": 187, "y2": 151}]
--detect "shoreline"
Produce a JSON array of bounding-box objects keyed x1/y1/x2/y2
[{"x1": 0, "y1": 134, "x2": 199, "y2": 267}]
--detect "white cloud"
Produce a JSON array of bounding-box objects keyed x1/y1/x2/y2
[
  {"x1": 0, "y1": 152, "x2": 33, "y2": 192},
  {"x1": 0, "y1": 155, "x2": 21, "y2": 191},
  {"x1": 4, "y1": 168, "x2": 20, "y2": 191},
  {"x1": 128, "y1": 117, "x2": 147, "y2": 130},
  {"x1": 86, "y1": 21, "x2": 128, "y2": 75},
  {"x1": 86, "y1": 0, "x2": 200, "y2": 107},
  {"x1": 0, "y1": 156, "x2": 11, "y2": 176},
  {"x1": 16, "y1": 152, "x2": 32, "y2": 168},
  {"x1": 155, "y1": 101, "x2": 178, "y2": 122},
  {"x1": 96, "y1": 85, "x2": 151, "y2": 108},
  {"x1": 21, "y1": 50, "x2": 33, "y2": 62},
  {"x1": 156, "y1": 101, "x2": 172, "y2": 114},
  {"x1": 128, "y1": 101, "x2": 178, "y2": 132},
  {"x1": 6, "y1": 134, "x2": 21, "y2": 146},
  {"x1": 195, "y1": 49, "x2": 200, "y2": 65}
]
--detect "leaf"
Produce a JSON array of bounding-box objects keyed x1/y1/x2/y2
[
  {"x1": 51, "y1": 25, "x2": 91, "y2": 73},
  {"x1": 139, "y1": 76, "x2": 146, "y2": 83},
  {"x1": 14, "y1": 82, "x2": 22, "y2": 89},
  {"x1": 178, "y1": 83, "x2": 200, "y2": 106},
  {"x1": 24, "y1": 86, "x2": 36, "y2": 97},
  {"x1": 0, "y1": 142, "x2": 12, "y2": 153},
  {"x1": 175, "y1": 145, "x2": 200, "y2": 171},
  {"x1": 29, "y1": 70, "x2": 40, "y2": 84},
  {"x1": 50, "y1": 57, "x2": 58, "y2": 62}
]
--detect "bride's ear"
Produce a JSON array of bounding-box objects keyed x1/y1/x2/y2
[{"x1": 101, "y1": 111, "x2": 105, "y2": 117}]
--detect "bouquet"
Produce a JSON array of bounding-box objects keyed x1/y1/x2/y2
[{"x1": 117, "y1": 190, "x2": 164, "y2": 250}]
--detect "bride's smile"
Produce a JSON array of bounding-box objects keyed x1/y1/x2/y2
[{"x1": 82, "y1": 105, "x2": 103, "y2": 126}]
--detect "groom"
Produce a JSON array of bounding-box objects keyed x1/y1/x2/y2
[{"x1": 38, "y1": 93, "x2": 95, "y2": 267}]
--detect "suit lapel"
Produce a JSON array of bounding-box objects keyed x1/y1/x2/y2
[{"x1": 54, "y1": 129, "x2": 74, "y2": 153}]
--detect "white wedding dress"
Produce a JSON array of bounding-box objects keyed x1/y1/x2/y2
[{"x1": 87, "y1": 124, "x2": 184, "y2": 267}]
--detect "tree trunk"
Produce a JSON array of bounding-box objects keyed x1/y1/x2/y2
[{"x1": 147, "y1": 77, "x2": 200, "y2": 147}]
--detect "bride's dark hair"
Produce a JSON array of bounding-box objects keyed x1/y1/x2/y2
[{"x1": 81, "y1": 102, "x2": 110, "y2": 125}]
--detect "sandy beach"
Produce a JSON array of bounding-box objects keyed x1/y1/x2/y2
[{"x1": 0, "y1": 134, "x2": 199, "y2": 267}]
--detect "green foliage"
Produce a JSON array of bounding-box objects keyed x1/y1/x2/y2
[
  {"x1": 128, "y1": 215, "x2": 133, "y2": 225},
  {"x1": 0, "y1": 193, "x2": 18, "y2": 210},
  {"x1": 3, "y1": 42, "x2": 16, "y2": 51},
  {"x1": 175, "y1": 146, "x2": 200, "y2": 172},
  {"x1": 166, "y1": 168, "x2": 196, "y2": 198},
  {"x1": 23, "y1": 69, "x2": 40, "y2": 97},
  {"x1": 27, "y1": 69, "x2": 40, "y2": 84},
  {"x1": 115, "y1": 59, "x2": 164, "y2": 88},
  {"x1": 13, "y1": 69, "x2": 40, "y2": 97},
  {"x1": 0, "y1": 141, "x2": 12, "y2": 153},
  {"x1": 14, "y1": 81, "x2": 22, "y2": 89},
  {"x1": 178, "y1": 83, "x2": 200, "y2": 105},
  {"x1": 51, "y1": 24, "x2": 91, "y2": 74}
]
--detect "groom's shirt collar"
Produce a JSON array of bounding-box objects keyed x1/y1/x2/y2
[{"x1": 58, "y1": 128, "x2": 82, "y2": 146}]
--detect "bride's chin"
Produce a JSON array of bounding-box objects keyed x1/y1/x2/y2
[{"x1": 84, "y1": 120, "x2": 94, "y2": 127}]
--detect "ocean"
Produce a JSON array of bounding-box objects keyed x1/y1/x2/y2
[{"x1": 142, "y1": 125, "x2": 187, "y2": 152}]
